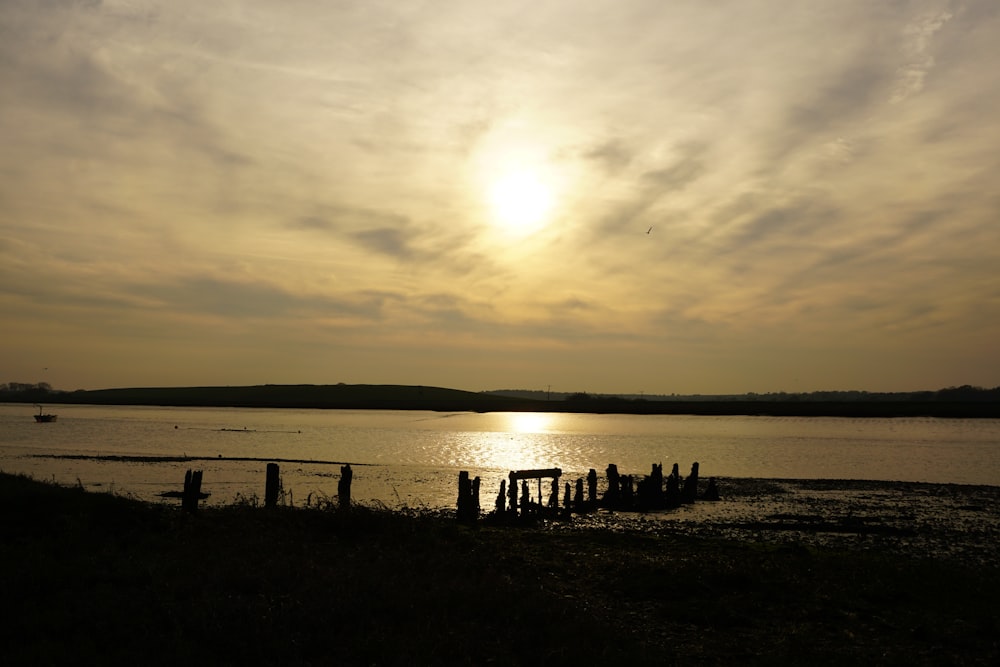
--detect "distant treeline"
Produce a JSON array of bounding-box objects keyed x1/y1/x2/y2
[
  {"x1": 3, "y1": 382, "x2": 999, "y2": 418},
  {"x1": 491, "y1": 385, "x2": 1000, "y2": 403},
  {"x1": 2, "y1": 383, "x2": 538, "y2": 413}
]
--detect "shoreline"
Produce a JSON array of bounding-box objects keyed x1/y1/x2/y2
[
  {"x1": 3, "y1": 472, "x2": 998, "y2": 663},
  {"x1": 12, "y1": 469, "x2": 999, "y2": 569},
  {"x1": 572, "y1": 477, "x2": 1000, "y2": 570}
]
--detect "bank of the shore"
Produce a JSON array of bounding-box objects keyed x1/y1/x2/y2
[
  {"x1": 577, "y1": 477, "x2": 1000, "y2": 571},
  {"x1": 5, "y1": 382, "x2": 1000, "y2": 417},
  {"x1": 2, "y1": 472, "x2": 997, "y2": 665}
]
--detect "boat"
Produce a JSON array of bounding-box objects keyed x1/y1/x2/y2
[{"x1": 34, "y1": 405, "x2": 57, "y2": 423}]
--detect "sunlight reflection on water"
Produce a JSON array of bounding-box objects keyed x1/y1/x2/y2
[{"x1": 2, "y1": 405, "x2": 999, "y2": 510}]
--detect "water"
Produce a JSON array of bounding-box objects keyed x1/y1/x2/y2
[{"x1": 2, "y1": 404, "x2": 998, "y2": 509}]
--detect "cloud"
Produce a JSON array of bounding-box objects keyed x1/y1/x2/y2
[
  {"x1": 289, "y1": 216, "x2": 335, "y2": 232},
  {"x1": 583, "y1": 139, "x2": 636, "y2": 173},
  {"x1": 3, "y1": 0, "x2": 1000, "y2": 392},
  {"x1": 890, "y1": 9, "x2": 954, "y2": 103},
  {"x1": 353, "y1": 228, "x2": 413, "y2": 259}
]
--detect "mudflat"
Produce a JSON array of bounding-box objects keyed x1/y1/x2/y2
[
  {"x1": 573, "y1": 477, "x2": 1000, "y2": 570},
  {"x1": 2, "y1": 472, "x2": 997, "y2": 665}
]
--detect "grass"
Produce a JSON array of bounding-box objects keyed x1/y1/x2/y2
[{"x1": 2, "y1": 472, "x2": 997, "y2": 665}]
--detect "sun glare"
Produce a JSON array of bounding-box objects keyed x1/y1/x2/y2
[
  {"x1": 488, "y1": 170, "x2": 554, "y2": 236},
  {"x1": 508, "y1": 412, "x2": 552, "y2": 434}
]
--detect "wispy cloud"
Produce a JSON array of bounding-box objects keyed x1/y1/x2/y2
[{"x1": 2, "y1": 0, "x2": 998, "y2": 392}]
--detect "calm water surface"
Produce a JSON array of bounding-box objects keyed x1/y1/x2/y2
[{"x1": 2, "y1": 404, "x2": 998, "y2": 509}]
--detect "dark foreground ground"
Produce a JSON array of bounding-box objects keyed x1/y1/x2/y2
[{"x1": 2, "y1": 473, "x2": 997, "y2": 666}]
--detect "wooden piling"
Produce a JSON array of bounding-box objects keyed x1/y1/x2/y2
[
  {"x1": 472, "y1": 475, "x2": 481, "y2": 517},
  {"x1": 548, "y1": 477, "x2": 559, "y2": 508},
  {"x1": 682, "y1": 461, "x2": 699, "y2": 504},
  {"x1": 265, "y1": 463, "x2": 280, "y2": 508},
  {"x1": 182, "y1": 469, "x2": 204, "y2": 514},
  {"x1": 604, "y1": 464, "x2": 620, "y2": 507},
  {"x1": 338, "y1": 463, "x2": 353, "y2": 510},
  {"x1": 457, "y1": 471, "x2": 478, "y2": 524},
  {"x1": 496, "y1": 479, "x2": 507, "y2": 515}
]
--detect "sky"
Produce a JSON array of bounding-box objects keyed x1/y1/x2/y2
[{"x1": 2, "y1": 0, "x2": 999, "y2": 395}]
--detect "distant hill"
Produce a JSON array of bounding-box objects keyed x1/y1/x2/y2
[
  {"x1": 11, "y1": 384, "x2": 543, "y2": 412},
  {"x1": 487, "y1": 385, "x2": 1000, "y2": 403},
  {"x1": 2, "y1": 383, "x2": 998, "y2": 417}
]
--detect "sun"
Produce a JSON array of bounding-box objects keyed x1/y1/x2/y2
[
  {"x1": 508, "y1": 412, "x2": 552, "y2": 434},
  {"x1": 487, "y1": 170, "x2": 554, "y2": 236}
]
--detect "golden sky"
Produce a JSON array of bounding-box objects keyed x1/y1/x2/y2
[{"x1": 2, "y1": 1, "x2": 998, "y2": 394}]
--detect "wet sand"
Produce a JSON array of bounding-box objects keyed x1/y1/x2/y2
[{"x1": 565, "y1": 478, "x2": 1000, "y2": 570}]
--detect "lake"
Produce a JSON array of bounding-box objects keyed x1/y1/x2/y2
[{"x1": 2, "y1": 404, "x2": 998, "y2": 510}]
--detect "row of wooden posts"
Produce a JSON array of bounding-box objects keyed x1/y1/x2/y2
[
  {"x1": 167, "y1": 463, "x2": 354, "y2": 514},
  {"x1": 167, "y1": 460, "x2": 718, "y2": 520},
  {"x1": 457, "y1": 462, "x2": 721, "y2": 524}
]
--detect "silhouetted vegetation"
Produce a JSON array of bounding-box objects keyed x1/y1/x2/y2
[
  {"x1": 3, "y1": 382, "x2": 999, "y2": 417},
  {"x1": 2, "y1": 472, "x2": 997, "y2": 665}
]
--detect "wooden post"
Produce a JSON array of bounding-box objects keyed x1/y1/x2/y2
[
  {"x1": 456, "y1": 472, "x2": 481, "y2": 524},
  {"x1": 182, "y1": 469, "x2": 204, "y2": 514},
  {"x1": 604, "y1": 464, "x2": 620, "y2": 507},
  {"x1": 472, "y1": 476, "x2": 481, "y2": 518},
  {"x1": 457, "y1": 471, "x2": 472, "y2": 523},
  {"x1": 496, "y1": 479, "x2": 507, "y2": 515},
  {"x1": 265, "y1": 463, "x2": 280, "y2": 508},
  {"x1": 682, "y1": 461, "x2": 699, "y2": 504},
  {"x1": 507, "y1": 474, "x2": 518, "y2": 514},
  {"x1": 666, "y1": 464, "x2": 681, "y2": 508},
  {"x1": 338, "y1": 463, "x2": 353, "y2": 510}
]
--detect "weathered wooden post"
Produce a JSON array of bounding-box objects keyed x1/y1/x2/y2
[
  {"x1": 182, "y1": 469, "x2": 204, "y2": 514},
  {"x1": 457, "y1": 471, "x2": 478, "y2": 524},
  {"x1": 666, "y1": 464, "x2": 681, "y2": 508},
  {"x1": 265, "y1": 463, "x2": 281, "y2": 508},
  {"x1": 574, "y1": 478, "x2": 584, "y2": 508},
  {"x1": 563, "y1": 482, "x2": 571, "y2": 509},
  {"x1": 496, "y1": 479, "x2": 507, "y2": 515},
  {"x1": 472, "y1": 475, "x2": 481, "y2": 518},
  {"x1": 638, "y1": 463, "x2": 664, "y2": 510},
  {"x1": 622, "y1": 474, "x2": 635, "y2": 508},
  {"x1": 338, "y1": 463, "x2": 353, "y2": 510},
  {"x1": 507, "y1": 474, "x2": 518, "y2": 515},
  {"x1": 682, "y1": 461, "x2": 699, "y2": 504},
  {"x1": 457, "y1": 471, "x2": 469, "y2": 522},
  {"x1": 650, "y1": 463, "x2": 664, "y2": 508},
  {"x1": 548, "y1": 477, "x2": 559, "y2": 508},
  {"x1": 604, "y1": 464, "x2": 620, "y2": 507},
  {"x1": 587, "y1": 468, "x2": 598, "y2": 505},
  {"x1": 704, "y1": 477, "x2": 720, "y2": 501}
]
